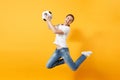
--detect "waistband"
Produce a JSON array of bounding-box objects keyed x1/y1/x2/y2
[{"x1": 56, "y1": 47, "x2": 69, "y2": 50}]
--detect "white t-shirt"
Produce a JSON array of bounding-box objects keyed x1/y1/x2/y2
[{"x1": 53, "y1": 24, "x2": 70, "y2": 48}]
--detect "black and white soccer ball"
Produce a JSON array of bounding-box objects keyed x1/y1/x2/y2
[{"x1": 42, "y1": 10, "x2": 52, "y2": 21}]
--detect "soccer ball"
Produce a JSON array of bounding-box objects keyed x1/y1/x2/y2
[{"x1": 42, "y1": 10, "x2": 52, "y2": 21}]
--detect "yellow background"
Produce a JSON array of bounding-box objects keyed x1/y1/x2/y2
[{"x1": 0, "y1": 0, "x2": 120, "y2": 80}]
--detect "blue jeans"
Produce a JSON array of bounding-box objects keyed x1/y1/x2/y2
[{"x1": 46, "y1": 48, "x2": 87, "y2": 71}]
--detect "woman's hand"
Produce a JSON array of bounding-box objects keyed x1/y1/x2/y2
[{"x1": 45, "y1": 15, "x2": 52, "y2": 21}]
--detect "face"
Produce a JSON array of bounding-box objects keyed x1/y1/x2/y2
[{"x1": 64, "y1": 16, "x2": 74, "y2": 26}]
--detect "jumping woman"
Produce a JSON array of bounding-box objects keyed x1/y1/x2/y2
[{"x1": 44, "y1": 14, "x2": 92, "y2": 71}]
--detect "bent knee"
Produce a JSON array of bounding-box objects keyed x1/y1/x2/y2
[
  {"x1": 71, "y1": 68, "x2": 76, "y2": 71},
  {"x1": 71, "y1": 66, "x2": 78, "y2": 71},
  {"x1": 46, "y1": 64, "x2": 53, "y2": 69}
]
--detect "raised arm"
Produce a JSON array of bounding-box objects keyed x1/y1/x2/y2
[{"x1": 45, "y1": 16, "x2": 64, "y2": 34}]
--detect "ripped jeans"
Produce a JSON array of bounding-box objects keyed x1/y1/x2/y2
[{"x1": 46, "y1": 48, "x2": 87, "y2": 71}]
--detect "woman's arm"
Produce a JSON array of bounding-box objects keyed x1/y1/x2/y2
[{"x1": 45, "y1": 16, "x2": 64, "y2": 34}]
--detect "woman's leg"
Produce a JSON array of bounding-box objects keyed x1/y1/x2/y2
[
  {"x1": 60, "y1": 48, "x2": 87, "y2": 71},
  {"x1": 52, "y1": 58, "x2": 65, "y2": 67},
  {"x1": 46, "y1": 49, "x2": 65, "y2": 68}
]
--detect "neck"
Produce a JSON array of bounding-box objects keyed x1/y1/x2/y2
[{"x1": 63, "y1": 23, "x2": 70, "y2": 26}]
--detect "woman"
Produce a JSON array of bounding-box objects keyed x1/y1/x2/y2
[{"x1": 44, "y1": 14, "x2": 92, "y2": 71}]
